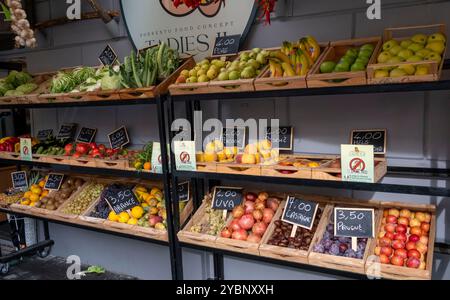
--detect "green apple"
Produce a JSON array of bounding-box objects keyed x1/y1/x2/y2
[
  {"x1": 187, "y1": 76, "x2": 198, "y2": 83},
  {"x1": 359, "y1": 49, "x2": 373, "y2": 59},
  {"x1": 256, "y1": 53, "x2": 268, "y2": 65},
  {"x1": 206, "y1": 68, "x2": 218, "y2": 80},
  {"x1": 428, "y1": 32, "x2": 446, "y2": 44},
  {"x1": 201, "y1": 64, "x2": 210, "y2": 71},
  {"x1": 415, "y1": 49, "x2": 432, "y2": 58},
  {"x1": 415, "y1": 66, "x2": 429, "y2": 75},
  {"x1": 241, "y1": 66, "x2": 256, "y2": 79},
  {"x1": 411, "y1": 33, "x2": 428, "y2": 45},
  {"x1": 340, "y1": 56, "x2": 355, "y2": 65},
  {"x1": 334, "y1": 61, "x2": 350, "y2": 72},
  {"x1": 425, "y1": 52, "x2": 442, "y2": 63},
  {"x1": 426, "y1": 41, "x2": 445, "y2": 55},
  {"x1": 360, "y1": 44, "x2": 375, "y2": 52},
  {"x1": 197, "y1": 69, "x2": 206, "y2": 76},
  {"x1": 240, "y1": 52, "x2": 250, "y2": 62},
  {"x1": 180, "y1": 70, "x2": 190, "y2": 77},
  {"x1": 198, "y1": 74, "x2": 209, "y2": 82},
  {"x1": 355, "y1": 57, "x2": 369, "y2": 66},
  {"x1": 217, "y1": 72, "x2": 229, "y2": 81},
  {"x1": 387, "y1": 56, "x2": 404, "y2": 64},
  {"x1": 213, "y1": 60, "x2": 226, "y2": 69},
  {"x1": 246, "y1": 59, "x2": 260, "y2": 70},
  {"x1": 377, "y1": 51, "x2": 392, "y2": 63},
  {"x1": 400, "y1": 39, "x2": 413, "y2": 49},
  {"x1": 397, "y1": 49, "x2": 414, "y2": 60},
  {"x1": 390, "y1": 68, "x2": 407, "y2": 77},
  {"x1": 189, "y1": 69, "x2": 198, "y2": 77},
  {"x1": 239, "y1": 61, "x2": 247, "y2": 69},
  {"x1": 346, "y1": 48, "x2": 359, "y2": 58},
  {"x1": 406, "y1": 56, "x2": 423, "y2": 63},
  {"x1": 398, "y1": 64, "x2": 416, "y2": 75},
  {"x1": 252, "y1": 48, "x2": 262, "y2": 54},
  {"x1": 320, "y1": 61, "x2": 336, "y2": 73},
  {"x1": 407, "y1": 42, "x2": 424, "y2": 53},
  {"x1": 200, "y1": 59, "x2": 210, "y2": 65},
  {"x1": 382, "y1": 39, "x2": 399, "y2": 51},
  {"x1": 351, "y1": 62, "x2": 366, "y2": 71},
  {"x1": 389, "y1": 45, "x2": 403, "y2": 56},
  {"x1": 228, "y1": 70, "x2": 240, "y2": 80},
  {"x1": 374, "y1": 69, "x2": 389, "y2": 78}
]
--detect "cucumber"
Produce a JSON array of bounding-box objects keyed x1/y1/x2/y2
[
  {"x1": 57, "y1": 148, "x2": 65, "y2": 155},
  {"x1": 36, "y1": 146, "x2": 44, "y2": 154}
]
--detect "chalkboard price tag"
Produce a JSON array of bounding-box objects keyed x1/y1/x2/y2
[
  {"x1": 265, "y1": 126, "x2": 294, "y2": 150},
  {"x1": 351, "y1": 129, "x2": 386, "y2": 154},
  {"x1": 334, "y1": 208, "x2": 374, "y2": 239},
  {"x1": 212, "y1": 34, "x2": 241, "y2": 56},
  {"x1": 178, "y1": 181, "x2": 190, "y2": 203},
  {"x1": 44, "y1": 173, "x2": 64, "y2": 191},
  {"x1": 37, "y1": 129, "x2": 53, "y2": 141},
  {"x1": 222, "y1": 127, "x2": 246, "y2": 149},
  {"x1": 98, "y1": 44, "x2": 118, "y2": 66},
  {"x1": 11, "y1": 171, "x2": 28, "y2": 190},
  {"x1": 76, "y1": 127, "x2": 97, "y2": 143},
  {"x1": 57, "y1": 123, "x2": 77, "y2": 140},
  {"x1": 212, "y1": 186, "x2": 243, "y2": 210},
  {"x1": 281, "y1": 196, "x2": 319, "y2": 231},
  {"x1": 108, "y1": 126, "x2": 130, "y2": 150},
  {"x1": 104, "y1": 188, "x2": 140, "y2": 214}
]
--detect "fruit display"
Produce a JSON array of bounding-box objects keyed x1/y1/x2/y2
[
  {"x1": 131, "y1": 142, "x2": 153, "y2": 171},
  {"x1": 133, "y1": 185, "x2": 168, "y2": 230},
  {"x1": 196, "y1": 140, "x2": 236, "y2": 163},
  {"x1": 267, "y1": 206, "x2": 323, "y2": 250},
  {"x1": 64, "y1": 142, "x2": 129, "y2": 161},
  {"x1": 373, "y1": 208, "x2": 432, "y2": 269},
  {"x1": 320, "y1": 43, "x2": 375, "y2": 74},
  {"x1": 34, "y1": 177, "x2": 85, "y2": 211},
  {"x1": 274, "y1": 157, "x2": 331, "y2": 175},
  {"x1": 18, "y1": 173, "x2": 48, "y2": 207},
  {"x1": 61, "y1": 182, "x2": 104, "y2": 215},
  {"x1": 372, "y1": 31, "x2": 446, "y2": 79},
  {"x1": 268, "y1": 36, "x2": 322, "y2": 77},
  {"x1": 0, "y1": 188, "x2": 24, "y2": 206},
  {"x1": 189, "y1": 193, "x2": 227, "y2": 236},
  {"x1": 219, "y1": 192, "x2": 280, "y2": 243},
  {"x1": 0, "y1": 136, "x2": 20, "y2": 152},
  {"x1": 0, "y1": 70, "x2": 37, "y2": 97}
]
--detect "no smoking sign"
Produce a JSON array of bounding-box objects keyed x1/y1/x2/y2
[
  {"x1": 174, "y1": 141, "x2": 196, "y2": 171},
  {"x1": 341, "y1": 144, "x2": 374, "y2": 183},
  {"x1": 349, "y1": 158, "x2": 366, "y2": 173}
]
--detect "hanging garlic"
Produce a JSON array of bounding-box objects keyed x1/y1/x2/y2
[{"x1": 6, "y1": 0, "x2": 37, "y2": 48}]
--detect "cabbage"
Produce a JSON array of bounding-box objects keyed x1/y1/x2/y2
[
  {"x1": 0, "y1": 80, "x2": 14, "y2": 96},
  {"x1": 5, "y1": 71, "x2": 32, "y2": 88},
  {"x1": 101, "y1": 71, "x2": 121, "y2": 90}
]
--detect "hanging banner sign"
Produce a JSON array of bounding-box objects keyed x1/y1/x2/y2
[{"x1": 120, "y1": 0, "x2": 257, "y2": 59}]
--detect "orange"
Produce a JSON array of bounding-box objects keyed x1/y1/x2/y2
[
  {"x1": 118, "y1": 212, "x2": 130, "y2": 223},
  {"x1": 29, "y1": 193, "x2": 39, "y2": 202},
  {"x1": 131, "y1": 206, "x2": 144, "y2": 219},
  {"x1": 24, "y1": 191, "x2": 32, "y2": 199},
  {"x1": 108, "y1": 211, "x2": 119, "y2": 222},
  {"x1": 127, "y1": 218, "x2": 138, "y2": 225},
  {"x1": 21, "y1": 199, "x2": 30, "y2": 206},
  {"x1": 143, "y1": 162, "x2": 151, "y2": 171},
  {"x1": 41, "y1": 190, "x2": 49, "y2": 197},
  {"x1": 38, "y1": 180, "x2": 45, "y2": 188},
  {"x1": 31, "y1": 186, "x2": 42, "y2": 195},
  {"x1": 150, "y1": 187, "x2": 161, "y2": 195}
]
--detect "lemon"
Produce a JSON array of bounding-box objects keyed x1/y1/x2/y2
[
  {"x1": 118, "y1": 212, "x2": 130, "y2": 223},
  {"x1": 108, "y1": 211, "x2": 119, "y2": 222},
  {"x1": 21, "y1": 199, "x2": 30, "y2": 206},
  {"x1": 150, "y1": 187, "x2": 161, "y2": 195},
  {"x1": 31, "y1": 186, "x2": 42, "y2": 195},
  {"x1": 38, "y1": 180, "x2": 45, "y2": 188},
  {"x1": 29, "y1": 193, "x2": 39, "y2": 202},
  {"x1": 127, "y1": 218, "x2": 138, "y2": 225},
  {"x1": 131, "y1": 206, "x2": 144, "y2": 219},
  {"x1": 24, "y1": 191, "x2": 32, "y2": 199}
]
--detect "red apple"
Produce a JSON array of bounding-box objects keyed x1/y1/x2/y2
[
  {"x1": 394, "y1": 248, "x2": 408, "y2": 259},
  {"x1": 419, "y1": 236, "x2": 429, "y2": 245},
  {"x1": 395, "y1": 224, "x2": 407, "y2": 234},
  {"x1": 397, "y1": 217, "x2": 409, "y2": 226},
  {"x1": 391, "y1": 255, "x2": 405, "y2": 266},
  {"x1": 405, "y1": 241, "x2": 417, "y2": 251},
  {"x1": 384, "y1": 232, "x2": 395, "y2": 240},
  {"x1": 406, "y1": 257, "x2": 420, "y2": 269},
  {"x1": 392, "y1": 240, "x2": 405, "y2": 250},
  {"x1": 243, "y1": 201, "x2": 255, "y2": 214},
  {"x1": 407, "y1": 249, "x2": 421, "y2": 259},
  {"x1": 420, "y1": 222, "x2": 430, "y2": 234},
  {"x1": 393, "y1": 233, "x2": 407, "y2": 243},
  {"x1": 220, "y1": 227, "x2": 232, "y2": 238},
  {"x1": 386, "y1": 215, "x2": 398, "y2": 224},
  {"x1": 380, "y1": 246, "x2": 393, "y2": 256},
  {"x1": 374, "y1": 246, "x2": 381, "y2": 256},
  {"x1": 378, "y1": 237, "x2": 392, "y2": 247},
  {"x1": 231, "y1": 229, "x2": 248, "y2": 241},
  {"x1": 384, "y1": 223, "x2": 396, "y2": 233},
  {"x1": 229, "y1": 219, "x2": 241, "y2": 232},
  {"x1": 245, "y1": 192, "x2": 257, "y2": 202},
  {"x1": 410, "y1": 226, "x2": 422, "y2": 236},
  {"x1": 408, "y1": 234, "x2": 420, "y2": 243},
  {"x1": 379, "y1": 254, "x2": 390, "y2": 264}
]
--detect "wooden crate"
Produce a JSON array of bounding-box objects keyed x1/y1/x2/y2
[
  {"x1": 86, "y1": 89, "x2": 121, "y2": 101},
  {"x1": 254, "y1": 44, "x2": 328, "y2": 92},
  {"x1": 69, "y1": 157, "x2": 97, "y2": 168},
  {"x1": 365, "y1": 201, "x2": 436, "y2": 280},
  {"x1": 307, "y1": 37, "x2": 382, "y2": 88},
  {"x1": 52, "y1": 181, "x2": 97, "y2": 221},
  {"x1": 25, "y1": 72, "x2": 56, "y2": 103},
  {"x1": 95, "y1": 158, "x2": 128, "y2": 169},
  {"x1": 259, "y1": 196, "x2": 333, "y2": 265},
  {"x1": 0, "y1": 151, "x2": 21, "y2": 160},
  {"x1": 367, "y1": 24, "x2": 447, "y2": 84},
  {"x1": 216, "y1": 162, "x2": 261, "y2": 176},
  {"x1": 78, "y1": 196, "x2": 106, "y2": 228},
  {"x1": 41, "y1": 155, "x2": 70, "y2": 165},
  {"x1": 312, "y1": 157, "x2": 387, "y2": 183},
  {"x1": 196, "y1": 162, "x2": 217, "y2": 173},
  {"x1": 261, "y1": 154, "x2": 337, "y2": 179},
  {"x1": 308, "y1": 202, "x2": 382, "y2": 275}
]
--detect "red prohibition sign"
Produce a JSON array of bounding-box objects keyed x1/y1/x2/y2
[
  {"x1": 23, "y1": 146, "x2": 29, "y2": 155},
  {"x1": 349, "y1": 158, "x2": 365, "y2": 172},
  {"x1": 180, "y1": 151, "x2": 190, "y2": 163}
]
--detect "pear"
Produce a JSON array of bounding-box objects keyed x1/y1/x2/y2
[
  {"x1": 390, "y1": 68, "x2": 407, "y2": 77},
  {"x1": 428, "y1": 33, "x2": 446, "y2": 44},
  {"x1": 398, "y1": 64, "x2": 416, "y2": 75},
  {"x1": 397, "y1": 49, "x2": 414, "y2": 60},
  {"x1": 387, "y1": 56, "x2": 404, "y2": 64},
  {"x1": 407, "y1": 43, "x2": 424, "y2": 53},
  {"x1": 377, "y1": 51, "x2": 392, "y2": 63},
  {"x1": 426, "y1": 41, "x2": 445, "y2": 55},
  {"x1": 425, "y1": 52, "x2": 442, "y2": 63},
  {"x1": 374, "y1": 69, "x2": 389, "y2": 78},
  {"x1": 389, "y1": 45, "x2": 403, "y2": 56},
  {"x1": 415, "y1": 66, "x2": 429, "y2": 75},
  {"x1": 411, "y1": 33, "x2": 428, "y2": 45},
  {"x1": 382, "y1": 39, "x2": 399, "y2": 51},
  {"x1": 407, "y1": 56, "x2": 423, "y2": 63},
  {"x1": 400, "y1": 39, "x2": 413, "y2": 49},
  {"x1": 415, "y1": 49, "x2": 432, "y2": 58}
]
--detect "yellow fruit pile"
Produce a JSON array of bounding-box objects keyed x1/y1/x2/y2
[
  {"x1": 237, "y1": 140, "x2": 279, "y2": 165},
  {"x1": 20, "y1": 179, "x2": 49, "y2": 207},
  {"x1": 197, "y1": 140, "x2": 237, "y2": 163},
  {"x1": 375, "y1": 32, "x2": 446, "y2": 78}
]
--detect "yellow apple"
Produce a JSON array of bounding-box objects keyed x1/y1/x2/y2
[
  {"x1": 244, "y1": 144, "x2": 258, "y2": 155},
  {"x1": 241, "y1": 153, "x2": 256, "y2": 164}
]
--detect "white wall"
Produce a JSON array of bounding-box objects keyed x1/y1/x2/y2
[{"x1": 2, "y1": 0, "x2": 450, "y2": 279}]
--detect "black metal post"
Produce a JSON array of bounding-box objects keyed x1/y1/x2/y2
[
  {"x1": 156, "y1": 95, "x2": 182, "y2": 280},
  {"x1": 213, "y1": 252, "x2": 225, "y2": 280},
  {"x1": 43, "y1": 221, "x2": 50, "y2": 240}
]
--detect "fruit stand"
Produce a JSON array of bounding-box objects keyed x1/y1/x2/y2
[{"x1": 0, "y1": 18, "x2": 449, "y2": 280}]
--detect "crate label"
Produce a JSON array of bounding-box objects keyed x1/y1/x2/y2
[
  {"x1": 212, "y1": 34, "x2": 241, "y2": 56},
  {"x1": 57, "y1": 123, "x2": 77, "y2": 140},
  {"x1": 212, "y1": 186, "x2": 243, "y2": 210},
  {"x1": 265, "y1": 126, "x2": 294, "y2": 150},
  {"x1": 341, "y1": 144, "x2": 374, "y2": 183},
  {"x1": 76, "y1": 127, "x2": 97, "y2": 143},
  {"x1": 11, "y1": 171, "x2": 28, "y2": 190},
  {"x1": 174, "y1": 141, "x2": 196, "y2": 171},
  {"x1": 104, "y1": 188, "x2": 140, "y2": 214},
  {"x1": 178, "y1": 181, "x2": 190, "y2": 203},
  {"x1": 98, "y1": 44, "x2": 118, "y2": 66},
  {"x1": 151, "y1": 142, "x2": 162, "y2": 174},
  {"x1": 44, "y1": 173, "x2": 64, "y2": 191},
  {"x1": 36, "y1": 129, "x2": 53, "y2": 141},
  {"x1": 20, "y1": 138, "x2": 32, "y2": 161},
  {"x1": 351, "y1": 129, "x2": 386, "y2": 154},
  {"x1": 281, "y1": 196, "x2": 319, "y2": 230},
  {"x1": 222, "y1": 127, "x2": 246, "y2": 149},
  {"x1": 334, "y1": 207, "x2": 375, "y2": 238},
  {"x1": 108, "y1": 126, "x2": 130, "y2": 150}
]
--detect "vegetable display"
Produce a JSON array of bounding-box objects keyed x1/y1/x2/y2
[
  {"x1": 50, "y1": 67, "x2": 96, "y2": 94},
  {"x1": 0, "y1": 70, "x2": 35, "y2": 96}
]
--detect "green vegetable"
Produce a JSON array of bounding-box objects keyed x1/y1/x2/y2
[
  {"x1": 100, "y1": 68, "x2": 121, "y2": 90},
  {"x1": 16, "y1": 83, "x2": 38, "y2": 94},
  {"x1": 0, "y1": 80, "x2": 14, "y2": 96},
  {"x1": 5, "y1": 71, "x2": 32, "y2": 88},
  {"x1": 4, "y1": 90, "x2": 24, "y2": 96},
  {"x1": 50, "y1": 67, "x2": 95, "y2": 93}
]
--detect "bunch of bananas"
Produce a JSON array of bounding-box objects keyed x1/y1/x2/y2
[{"x1": 268, "y1": 36, "x2": 321, "y2": 77}]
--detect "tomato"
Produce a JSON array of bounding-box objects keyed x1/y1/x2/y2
[
  {"x1": 89, "y1": 142, "x2": 98, "y2": 150},
  {"x1": 64, "y1": 143, "x2": 73, "y2": 155},
  {"x1": 75, "y1": 143, "x2": 89, "y2": 155},
  {"x1": 72, "y1": 152, "x2": 82, "y2": 159},
  {"x1": 98, "y1": 144, "x2": 106, "y2": 153}
]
